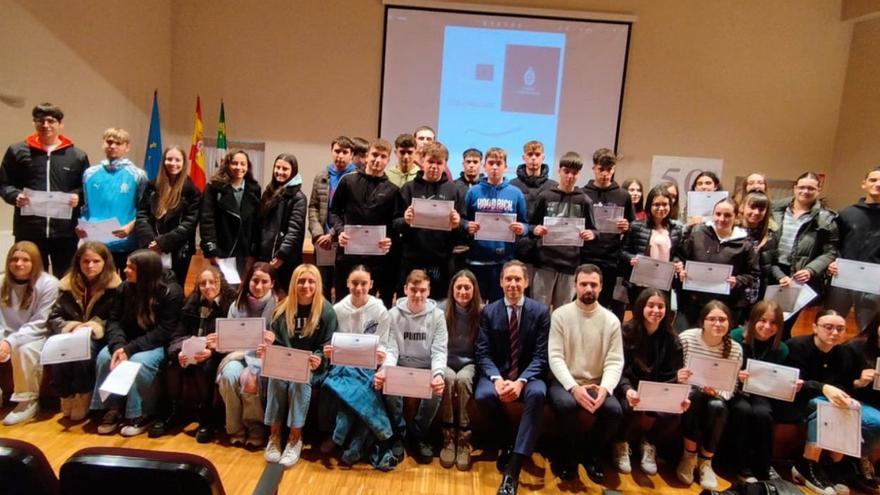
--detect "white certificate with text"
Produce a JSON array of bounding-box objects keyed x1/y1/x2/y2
[
  {"x1": 383, "y1": 365, "x2": 433, "y2": 399},
  {"x1": 817, "y1": 401, "x2": 862, "y2": 458},
  {"x1": 215, "y1": 317, "x2": 265, "y2": 352},
  {"x1": 98, "y1": 360, "x2": 142, "y2": 401},
  {"x1": 412, "y1": 198, "x2": 454, "y2": 231},
  {"x1": 217, "y1": 257, "x2": 241, "y2": 285},
  {"x1": 343, "y1": 225, "x2": 387, "y2": 255},
  {"x1": 687, "y1": 191, "x2": 729, "y2": 218},
  {"x1": 41, "y1": 327, "x2": 92, "y2": 365},
  {"x1": 315, "y1": 243, "x2": 337, "y2": 266},
  {"x1": 743, "y1": 359, "x2": 799, "y2": 402},
  {"x1": 764, "y1": 283, "x2": 817, "y2": 321},
  {"x1": 686, "y1": 354, "x2": 740, "y2": 395},
  {"x1": 594, "y1": 205, "x2": 624, "y2": 234},
  {"x1": 683, "y1": 261, "x2": 733, "y2": 295},
  {"x1": 474, "y1": 212, "x2": 516, "y2": 243},
  {"x1": 630, "y1": 256, "x2": 676, "y2": 291},
  {"x1": 542, "y1": 217, "x2": 584, "y2": 247},
  {"x1": 634, "y1": 381, "x2": 690, "y2": 414},
  {"x1": 78, "y1": 218, "x2": 122, "y2": 244},
  {"x1": 330, "y1": 332, "x2": 379, "y2": 369},
  {"x1": 21, "y1": 188, "x2": 73, "y2": 219},
  {"x1": 832, "y1": 259, "x2": 880, "y2": 295},
  {"x1": 261, "y1": 345, "x2": 312, "y2": 384}
]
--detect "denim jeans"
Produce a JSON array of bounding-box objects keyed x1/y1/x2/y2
[
  {"x1": 90, "y1": 345, "x2": 165, "y2": 419},
  {"x1": 806, "y1": 396, "x2": 880, "y2": 451},
  {"x1": 385, "y1": 393, "x2": 442, "y2": 441},
  {"x1": 218, "y1": 359, "x2": 265, "y2": 435},
  {"x1": 264, "y1": 378, "x2": 312, "y2": 428}
]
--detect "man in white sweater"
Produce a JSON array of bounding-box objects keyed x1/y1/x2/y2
[{"x1": 548, "y1": 263, "x2": 624, "y2": 484}]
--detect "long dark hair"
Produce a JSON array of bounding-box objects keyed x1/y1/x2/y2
[
  {"x1": 260, "y1": 153, "x2": 298, "y2": 216},
  {"x1": 189, "y1": 266, "x2": 237, "y2": 315},
  {"x1": 66, "y1": 241, "x2": 117, "y2": 304},
  {"x1": 736, "y1": 191, "x2": 771, "y2": 248},
  {"x1": 691, "y1": 171, "x2": 722, "y2": 191},
  {"x1": 211, "y1": 150, "x2": 256, "y2": 185},
  {"x1": 125, "y1": 250, "x2": 168, "y2": 329},
  {"x1": 644, "y1": 185, "x2": 675, "y2": 230},
  {"x1": 621, "y1": 178, "x2": 644, "y2": 216},
  {"x1": 445, "y1": 270, "x2": 482, "y2": 346},
  {"x1": 743, "y1": 300, "x2": 784, "y2": 351},
  {"x1": 234, "y1": 261, "x2": 282, "y2": 311},
  {"x1": 698, "y1": 300, "x2": 734, "y2": 359},
  {"x1": 622, "y1": 289, "x2": 675, "y2": 372}
]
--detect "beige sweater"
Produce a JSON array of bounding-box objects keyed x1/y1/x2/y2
[{"x1": 548, "y1": 301, "x2": 624, "y2": 392}]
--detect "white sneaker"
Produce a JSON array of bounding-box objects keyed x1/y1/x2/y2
[
  {"x1": 279, "y1": 440, "x2": 303, "y2": 468},
  {"x1": 640, "y1": 441, "x2": 658, "y2": 475},
  {"x1": 612, "y1": 441, "x2": 632, "y2": 474},
  {"x1": 698, "y1": 458, "x2": 719, "y2": 490},
  {"x1": 676, "y1": 451, "x2": 697, "y2": 485},
  {"x1": 265, "y1": 436, "x2": 282, "y2": 463},
  {"x1": 3, "y1": 400, "x2": 38, "y2": 425},
  {"x1": 60, "y1": 396, "x2": 74, "y2": 418}
]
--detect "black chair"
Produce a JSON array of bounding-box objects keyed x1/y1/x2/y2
[
  {"x1": 0, "y1": 437, "x2": 59, "y2": 495},
  {"x1": 59, "y1": 447, "x2": 225, "y2": 495}
]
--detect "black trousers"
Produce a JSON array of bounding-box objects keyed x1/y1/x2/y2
[
  {"x1": 549, "y1": 379, "x2": 623, "y2": 460},
  {"x1": 615, "y1": 388, "x2": 680, "y2": 444},
  {"x1": 728, "y1": 394, "x2": 775, "y2": 475},
  {"x1": 163, "y1": 356, "x2": 220, "y2": 425},
  {"x1": 681, "y1": 389, "x2": 729, "y2": 454},
  {"x1": 51, "y1": 339, "x2": 103, "y2": 397}
]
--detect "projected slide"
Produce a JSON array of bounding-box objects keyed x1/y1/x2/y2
[{"x1": 437, "y1": 28, "x2": 566, "y2": 172}]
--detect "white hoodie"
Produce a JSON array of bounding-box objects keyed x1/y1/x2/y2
[
  {"x1": 333, "y1": 294, "x2": 390, "y2": 350},
  {"x1": 386, "y1": 297, "x2": 448, "y2": 377}
]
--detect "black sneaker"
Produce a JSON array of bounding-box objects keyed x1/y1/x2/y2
[
  {"x1": 551, "y1": 458, "x2": 578, "y2": 482},
  {"x1": 496, "y1": 448, "x2": 512, "y2": 473},
  {"x1": 408, "y1": 436, "x2": 433, "y2": 464},
  {"x1": 826, "y1": 460, "x2": 853, "y2": 495},
  {"x1": 582, "y1": 457, "x2": 606, "y2": 484},
  {"x1": 792, "y1": 459, "x2": 835, "y2": 495},
  {"x1": 196, "y1": 424, "x2": 215, "y2": 444},
  {"x1": 843, "y1": 457, "x2": 880, "y2": 495}
]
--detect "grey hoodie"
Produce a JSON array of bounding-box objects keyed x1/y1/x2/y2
[
  {"x1": 333, "y1": 294, "x2": 390, "y2": 350},
  {"x1": 385, "y1": 297, "x2": 448, "y2": 377}
]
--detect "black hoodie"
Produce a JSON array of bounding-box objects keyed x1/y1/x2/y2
[
  {"x1": 393, "y1": 171, "x2": 465, "y2": 264},
  {"x1": 530, "y1": 186, "x2": 597, "y2": 274},
  {"x1": 329, "y1": 169, "x2": 399, "y2": 240},
  {"x1": 837, "y1": 198, "x2": 880, "y2": 263},
  {"x1": 510, "y1": 163, "x2": 558, "y2": 221},
  {"x1": 580, "y1": 180, "x2": 634, "y2": 264}
]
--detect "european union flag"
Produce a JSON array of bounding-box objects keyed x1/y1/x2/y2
[{"x1": 144, "y1": 90, "x2": 162, "y2": 180}]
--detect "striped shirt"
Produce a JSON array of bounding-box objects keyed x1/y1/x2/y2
[
  {"x1": 678, "y1": 328, "x2": 743, "y2": 400},
  {"x1": 776, "y1": 207, "x2": 811, "y2": 266}
]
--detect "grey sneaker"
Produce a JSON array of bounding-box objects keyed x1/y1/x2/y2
[{"x1": 640, "y1": 441, "x2": 658, "y2": 475}]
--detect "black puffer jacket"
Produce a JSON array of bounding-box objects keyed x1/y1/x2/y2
[
  {"x1": 769, "y1": 198, "x2": 838, "y2": 295},
  {"x1": 681, "y1": 223, "x2": 760, "y2": 310},
  {"x1": 0, "y1": 134, "x2": 89, "y2": 239},
  {"x1": 329, "y1": 170, "x2": 398, "y2": 240},
  {"x1": 580, "y1": 180, "x2": 634, "y2": 265},
  {"x1": 199, "y1": 179, "x2": 261, "y2": 259},
  {"x1": 836, "y1": 199, "x2": 880, "y2": 264},
  {"x1": 135, "y1": 178, "x2": 202, "y2": 259},
  {"x1": 393, "y1": 171, "x2": 464, "y2": 264},
  {"x1": 620, "y1": 219, "x2": 686, "y2": 270},
  {"x1": 167, "y1": 289, "x2": 235, "y2": 356},
  {"x1": 257, "y1": 179, "x2": 307, "y2": 266}
]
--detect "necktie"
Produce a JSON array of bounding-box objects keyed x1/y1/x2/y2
[{"x1": 508, "y1": 305, "x2": 519, "y2": 380}]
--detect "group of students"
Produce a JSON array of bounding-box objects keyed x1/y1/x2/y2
[{"x1": 1, "y1": 102, "x2": 880, "y2": 495}]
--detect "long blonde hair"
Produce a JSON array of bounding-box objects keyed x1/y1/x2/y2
[
  {"x1": 1, "y1": 241, "x2": 44, "y2": 309},
  {"x1": 155, "y1": 146, "x2": 189, "y2": 218},
  {"x1": 273, "y1": 263, "x2": 324, "y2": 338}
]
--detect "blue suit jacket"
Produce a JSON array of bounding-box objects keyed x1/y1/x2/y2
[{"x1": 476, "y1": 296, "x2": 550, "y2": 382}]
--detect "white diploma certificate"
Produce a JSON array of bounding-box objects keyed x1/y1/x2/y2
[
  {"x1": 630, "y1": 256, "x2": 676, "y2": 291},
  {"x1": 98, "y1": 360, "x2": 142, "y2": 401},
  {"x1": 217, "y1": 257, "x2": 241, "y2": 285},
  {"x1": 383, "y1": 365, "x2": 433, "y2": 399},
  {"x1": 474, "y1": 212, "x2": 516, "y2": 242},
  {"x1": 261, "y1": 345, "x2": 312, "y2": 384},
  {"x1": 411, "y1": 198, "x2": 454, "y2": 231},
  {"x1": 832, "y1": 259, "x2": 880, "y2": 295},
  {"x1": 343, "y1": 225, "x2": 387, "y2": 255},
  {"x1": 686, "y1": 191, "x2": 729, "y2": 218},
  {"x1": 633, "y1": 381, "x2": 690, "y2": 414},
  {"x1": 683, "y1": 261, "x2": 733, "y2": 295},
  {"x1": 686, "y1": 354, "x2": 740, "y2": 395},
  {"x1": 40, "y1": 327, "x2": 92, "y2": 365},
  {"x1": 21, "y1": 188, "x2": 73, "y2": 219},
  {"x1": 873, "y1": 357, "x2": 880, "y2": 391},
  {"x1": 817, "y1": 401, "x2": 862, "y2": 458},
  {"x1": 330, "y1": 332, "x2": 379, "y2": 369},
  {"x1": 594, "y1": 205, "x2": 624, "y2": 234},
  {"x1": 78, "y1": 218, "x2": 122, "y2": 244},
  {"x1": 315, "y1": 243, "x2": 337, "y2": 266},
  {"x1": 160, "y1": 253, "x2": 172, "y2": 269},
  {"x1": 764, "y1": 283, "x2": 817, "y2": 321},
  {"x1": 542, "y1": 217, "x2": 584, "y2": 247},
  {"x1": 180, "y1": 336, "x2": 207, "y2": 366},
  {"x1": 215, "y1": 318, "x2": 265, "y2": 352},
  {"x1": 743, "y1": 359, "x2": 799, "y2": 402}
]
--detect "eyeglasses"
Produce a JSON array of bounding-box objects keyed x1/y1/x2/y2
[
  {"x1": 705, "y1": 316, "x2": 729, "y2": 324},
  {"x1": 33, "y1": 117, "x2": 59, "y2": 125},
  {"x1": 818, "y1": 323, "x2": 846, "y2": 333},
  {"x1": 796, "y1": 186, "x2": 818, "y2": 192}
]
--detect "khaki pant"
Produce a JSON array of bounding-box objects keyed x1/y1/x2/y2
[
  {"x1": 6, "y1": 337, "x2": 44, "y2": 402},
  {"x1": 532, "y1": 268, "x2": 575, "y2": 310},
  {"x1": 441, "y1": 364, "x2": 476, "y2": 428}
]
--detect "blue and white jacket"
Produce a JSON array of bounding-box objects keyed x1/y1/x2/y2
[{"x1": 82, "y1": 158, "x2": 147, "y2": 253}]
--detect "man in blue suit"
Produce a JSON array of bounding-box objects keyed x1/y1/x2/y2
[{"x1": 475, "y1": 259, "x2": 550, "y2": 495}]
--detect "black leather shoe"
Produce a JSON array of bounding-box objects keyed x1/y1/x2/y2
[
  {"x1": 582, "y1": 458, "x2": 605, "y2": 484},
  {"x1": 496, "y1": 449, "x2": 512, "y2": 473},
  {"x1": 196, "y1": 425, "x2": 214, "y2": 443},
  {"x1": 148, "y1": 419, "x2": 167, "y2": 438},
  {"x1": 552, "y1": 459, "x2": 578, "y2": 482},
  {"x1": 497, "y1": 474, "x2": 518, "y2": 495}
]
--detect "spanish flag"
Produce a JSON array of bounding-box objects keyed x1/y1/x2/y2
[{"x1": 188, "y1": 96, "x2": 207, "y2": 191}]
